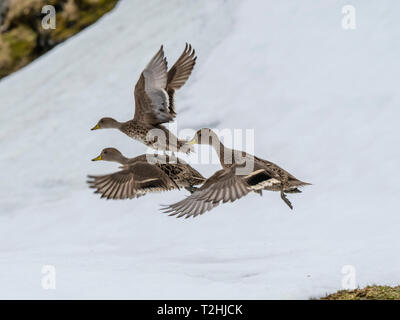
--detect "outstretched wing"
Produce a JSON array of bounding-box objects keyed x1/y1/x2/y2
[
  {"x1": 166, "y1": 43, "x2": 197, "y2": 117},
  {"x1": 133, "y1": 46, "x2": 172, "y2": 125},
  {"x1": 88, "y1": 162, "x2": 178, "y2": 200},
  {"x1": 161, "y1": 166, "x2": 250, "y2": 218}
]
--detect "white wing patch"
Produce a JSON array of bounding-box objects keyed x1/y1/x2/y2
[
  {"x1": 144, "y1": 87, "x2": 169, "y2": 118},
  {"x1": 249, "y1": 178, "x2": 281, "y2": 190}
]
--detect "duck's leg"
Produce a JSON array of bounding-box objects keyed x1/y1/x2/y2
[
  {"x1": 254, "y1": 190, "x2": 263, "y2": 196},
  {"x1": 280, "y1": 191, "x2": 293, "y2": 210},
  {"x1": 285, "y1": 188, "x2": 302, "y2": 194}
]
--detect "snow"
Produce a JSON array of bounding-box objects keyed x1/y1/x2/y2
[{"x1": 0, "y1": 0, "x2": 399, "y2": 299}]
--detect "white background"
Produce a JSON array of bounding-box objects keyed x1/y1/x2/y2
[{"x1": 0, "y1": 0, "x2": 399, "y2": 299}]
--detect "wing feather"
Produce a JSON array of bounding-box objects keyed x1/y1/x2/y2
[
  {"x1": 133, "y1": 44, "x2": 197, "y2": 125},
  {"x1": 166, "y1": 43, "x2": 197, "y2": 116},
  {"x1": 88, "y1": 162, "x2": 178, "y2": 200},
  {"x1": 133, "y1": 46, "x2": 171, "y2": 125},
  {"x1": 161, "y1": 166, "x2": 251, "y2": 218}
]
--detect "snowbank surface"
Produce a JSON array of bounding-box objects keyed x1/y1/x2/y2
[{"x1": 0, "y1": 0, "x2": 399, "y2": 299}]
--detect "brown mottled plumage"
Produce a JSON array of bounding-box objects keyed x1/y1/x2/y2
[
  {"x1": 87, "y1": 148, "x2": 205, "y2": 199},
  {"x1": 162, "y1": 129, "x2": 311, "y2": 218},
  {"x1": 91, "y1": 44, "x2": 197, "y2": 154}
]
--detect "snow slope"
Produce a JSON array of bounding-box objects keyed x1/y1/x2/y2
[{"x1": 0, "y1": 0, "x2": 399, "y2": 299}]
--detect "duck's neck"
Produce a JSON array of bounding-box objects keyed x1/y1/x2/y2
[
  {"x1": 208, "y1": 133, "x2": 233, "y2": 168},
  {"x1": 114, "y1": 154, "x2": 129, "y2": 165},
  {"x1": 114, "y1": 120, "x2": 124, "y2": 130},
  {"x1": 106, "y1": 118, "x2": 123, "y2": 130}
]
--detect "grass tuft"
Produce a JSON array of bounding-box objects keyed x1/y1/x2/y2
[
  {"x1": 320, "y1": 285, "x2": 400, "y2": 300},
  {"x1": 0, "y1": 0, "x2": 119, "y2": 79}
]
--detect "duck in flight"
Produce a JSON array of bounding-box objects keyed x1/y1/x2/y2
[
  {"x1": 91, "y1": 44, "x2": 197, "y2": 153},
  {"x1": 162, "y1": 128, "x2": 310, "y2": 218},
  {"x1": 88, "y1": 148, "x2": 205, "y2": 199}
]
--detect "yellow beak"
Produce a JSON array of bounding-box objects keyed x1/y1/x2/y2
[
  {"x1": 91, "y1": 124, "x2": 100, "y2": 130},
  {"x1": 92, "y1": 155, "x2": 102, "y2": 161},
  {"x1": 187, "y1": 137, "x2": 197, "y2": 145}
]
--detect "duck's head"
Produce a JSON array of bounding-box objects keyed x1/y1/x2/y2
[
  {"x1": 188, "y1": 128, "x2": 219, "y2": 146},
  {"x1": 91, "y1": 148, "x2": 125, "y2": 163},
  {"x1": 91, "y1": 117, "x2": 120, "y2": 130}
]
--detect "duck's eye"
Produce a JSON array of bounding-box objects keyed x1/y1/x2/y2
[
  {"x1": 104, "y1": 151, "x2": 108, "y2": 154},
  {"x1": 100, "y1": 120, "x2": 104, "y2": 123}
]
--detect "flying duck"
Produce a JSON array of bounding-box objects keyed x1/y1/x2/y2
[
  {"x1": 162, "y1": 128, "x2": 310, "y2": 217},
  {"x1": 91, "y1": 44, "x2": 197, "y2": 154},
  {"x1": 88, "y1": 147, "x2": 205, "y2": 199}
]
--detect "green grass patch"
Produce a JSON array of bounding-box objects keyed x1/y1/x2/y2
[
  {"x1": 0, "y1": 0, "x2": 119, "y2": 79},
  {"x1": 320, "y1": 285, "x2": 400, "y2": 300}
]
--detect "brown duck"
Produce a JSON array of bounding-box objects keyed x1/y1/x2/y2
[
  {"x1": 88, "y1": 148, "x2": 205, "y2": 199},
  {"x1": 162, "y1": 128, "x2": 310, "y2": 218},
  {"x1": 91, "y1": 44, "x2": 197, "y2": 153}
]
